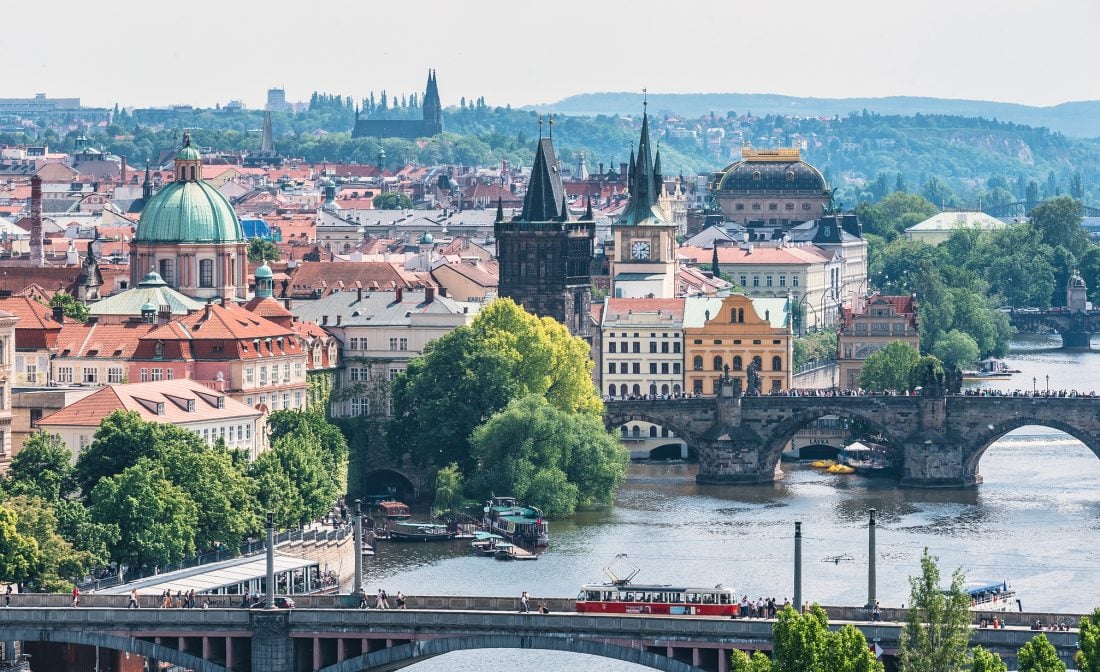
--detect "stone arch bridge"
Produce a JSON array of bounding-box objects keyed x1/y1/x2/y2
[
  {"x1": 1008, "y1": 308, "x2": 1100, "y2": 349},
  {"x1": 604, "y1": 395, "x2": 1100, "y2": 486}
]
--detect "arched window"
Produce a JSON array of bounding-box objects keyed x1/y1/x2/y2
[
  {"x1": 649, "y1": 426, "x2": 658, "y2": 438},
  {"x1": 733, "y1": 356, "x2": 743, "y2": 371},
  {"x1": 649, "y1": 383, "x2": 657, "y2": 396},
  {"x1": 693, "y1": 356, "x2": 703, "y2": 371},
  {"x1": 619, "y1": 384, "x2": 628, "y2": 397},
  {"x1": 713, "y1": 356, "x2": 723, "y2": 371},
  {"x1": 189, "y1": 166, "x2": 196, "y2": 180},
  {"x1": 737, "y1": 308, "x2": 744, "y2": 323},
  {"x1": 199, "y1": 259, "x2": 214, "y2": 288},
  {"x1": 608, "y1": 384, "x2": 616, "y2": 396},
  {"x1": 772, "y1": 356, "x2": 783, "y2": 371},
  {"x1": 621, "y1": 426, "x2": 628, "y2": 437},
  {"x1": 673, "y1": 384, "x2": 681, "y2": 395},
  {"x1": 632, "y1": 384, "x2": 641, "y2": 396},
  {"x1": 661, "y1": 384, "x2": 669, "y2": 395},
  {"x1": 632, "y1": 426, "x2": 641, "y2": 438}
]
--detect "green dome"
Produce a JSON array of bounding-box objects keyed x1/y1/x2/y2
[
  {"x1": 140, "y1": 299, "x2": 157, "y2": 312},
  {"x1": 176, "y1": 145, "x2": 201, "y2": 161},
  {"x1": 255, "y1": 262, "x2": 273, "y2": 279},
  {"x1": 419, "y1": 230, "x2": 434, "y2": 245},
  {"x1": 139, "y1": 271, "x2": 168, "y2": 286},
  {"x1": 136, "y1": 180, "x2": 244, "y2": 243}
]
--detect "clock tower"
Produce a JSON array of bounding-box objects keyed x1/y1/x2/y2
[{"x1": 610, "y1": 106, "x2": 679, "y2": 298}]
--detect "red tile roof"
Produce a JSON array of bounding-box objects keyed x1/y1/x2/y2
[
  {"x1": 286, "y1": 261, "x2": 428, "y2": 298},
  {"x1": 55, "y1": 321, "x2": 157, "y2": 358},
  {"x1": 679, "y1": 245, "x2": 831, "y2": 265},
  {"x1": 39, "y1": 380, "x2": 261, "y2": 428},
  {"x1": 602, "y1": 297, "x2": 686, "y2": 322}
]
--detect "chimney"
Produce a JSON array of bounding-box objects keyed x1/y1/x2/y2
[
  {"x1": 283, "y1": 298, "x2": 292, "y2": 310},
  {"x1": 29, "y1": 176, "x2": 43, "y2": 266},
  {"x1": 120, "y1": 156, "x2": 127, "y2": 184},
  {"x1": 51, "y1": 305, "x2": 65, "y2": 323},
  {"x1": 438, "y1": 286, "x2": 447, "y2": 298},
  {"x1": 356, "y1": 287, "x2": 363, "y2": 302},
  {"x1": 425, "y1": 286, "x2": 435, "y2": 303},
  {"x1": 336, "y1": 315, "x2": 342, "y2": 325},
  {"x1": 158, "y1": 307, "x2": 172, "y2": 325},
  {"x1": 620, "y1": 162, "x2": 628, "y2": 179},
  {"x1": 322, "y1": 315, "x2": 328, "y2": 325},
  {"x1": 221, "y1": 296, "x2": 232, "y2": 308},
  {"x1": 395, "y1": 286, "x2": 403, "y2": 303}
]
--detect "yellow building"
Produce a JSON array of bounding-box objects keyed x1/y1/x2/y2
[
  {"x1": 683, "y1": 294, "x2": 792, "y2": 395},
  {"x1": 836, "y1": 294, "x2": 919, "y2": 389}
]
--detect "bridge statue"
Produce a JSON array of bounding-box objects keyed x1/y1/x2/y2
[
  {"x1": 745, "y1": 359, "x2": 761, "y2": 396},
  {"x1": 1009, "y1": 271, "x2": 1099, "y2": 349}
]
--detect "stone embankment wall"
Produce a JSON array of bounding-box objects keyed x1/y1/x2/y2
[
  {"x1": 791, "y1": 363, "x2": 837, "y2": 389},
  {"x1": 276, "y1": 532, "x2": 356, "y2": 585}
]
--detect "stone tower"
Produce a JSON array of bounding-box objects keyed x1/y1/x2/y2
[
  {"x1": 1067, "y1": 270, "x2": 1088, "y2": 312},
  {"x1": 495, "y1": 133, "x2": 595, "y2": 339}
]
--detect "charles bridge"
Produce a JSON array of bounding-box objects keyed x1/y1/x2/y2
[
  {"x1": 1008, "y1": 307, "x2": 1100, "y2": 349},
  {"x1": 0, "y1": 598, "x2": 1082, "y2": 672},
  {"x1": 603, "y1": 393, "x2": 1100, "y2": 486}
]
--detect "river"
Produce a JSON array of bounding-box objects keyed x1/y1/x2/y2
[{"x1": 376, "y1": 335, "x2": 1100, "y2": 671}]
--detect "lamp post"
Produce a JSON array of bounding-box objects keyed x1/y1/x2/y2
[
  {"x1": 1033, "y1": 377, "x2": 1037, "y2": 394},
  {"x1": 265, "y1": 511, "x2": 275, "y2": 609},
  {"x1": 1046, "y1": 375, "x2": 1050, "y2": 394}
]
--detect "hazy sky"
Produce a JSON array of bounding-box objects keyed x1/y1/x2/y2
[{"x1": 6, "y1": 0, "x2": 1098, "y2": 110}]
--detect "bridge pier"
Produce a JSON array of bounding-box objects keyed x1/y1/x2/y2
[
  {"x1": 696, "y1": 439, "x2": 782, "y2": 484},
  {"x1": 899, "y1": 438, "x2": 981, "y2": 488},
  {"x1": 250, "y1": 611, "x2": 293, "y2": 672},
  {"x1": 1061, "y1": 330, "x2": 1093, "y2": 349}
]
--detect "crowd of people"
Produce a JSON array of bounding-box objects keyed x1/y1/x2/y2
[
  {"x1": 357, "y1": 587, "x2": 406, "y2": 610},
  {"x1": 607, "y1": 387, "x2": 1099, "y2": 402}
]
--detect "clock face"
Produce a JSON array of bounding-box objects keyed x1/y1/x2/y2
[{"x1": 631, "y1": 240, "x2": 651, "y2": 260}]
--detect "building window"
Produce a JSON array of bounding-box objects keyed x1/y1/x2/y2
[
  {"x1": 389, "y1": 368, "x2": 402, "y2": 381},
  {"x1": 283, "y1": 393, "x2": 289, "y2": 408},
  {"x1": 57, "y1": 366, "x2": 73, "y2": 383},
  {"x1": 203, "y1": 428, "x2": 210, "y2": 444},
  {"x1": 713, "y1": 356, "x2": 723, "y2": 371},
  {"x1": 25, "y1": 364, "x2": 37, "y2": 384},
  {"x1": 753, "y1": 276, "x2": 759, "y2": 287},
  {"x1": 632, "y1": 363, "x2": 640, "y2": 374},
  {"x1": 693, "y1": 379, "x2": 703, "y2": 393},
  {"x1": 673, "y1": 363, "x2": 681, "y2": 374},
  {"x1": 167, "y1": 368, "x2": 174, "y2": 380},
  {"x1": 779, "y1": 276, "x2": 786, "y2": 287},
  {"x1": 199, "y1": 259, "x2": 214, "y2": 288},
  {"x1": 283, "y1": 363, "x2": 290, "y2": 382},
  {"x1": 609, "y1": 342, "x2": 617, "y2": 354},
  {"x1": 649, "y1": 342, "x2": 657, "y2": 353},
  {"x1": 766, "y1": 276, "x2": 773, "y2": 287},
  {"x1": 140, "y1": 368, "x2": 148, "y2": 382},
  {"x1": 661, "y1": 342, "x2": 669, "y2": 353},
  {"x1": 399, "y1": 338, "x2": 408, "y2": 351},
  {"x1": 673, "y1": 342, "x2": 681, "y2": 354},
  {"x1": 632, "y1": 342, "x2": 640, "y2": 353},
  {"x1": 735, "y1": 203, "x2": 744, "y2": 211},
  {"x1": 793, "y1": 276, "x2": 799, "y2": 287},
  {"x1": 83, "y1": 368, "x2": 98, "y2": 384},
  {"x1": 693, "y1": 356, "x2": 703, "y2": 371},
  {"x1": 661, "y1": 363, "x2": 669, "y2": 374},
  {"x1": 350, "y1": 367, "x2": 369, "y2": 382},
  {"x1": 740, "y1": 275, "x2": 747, "y2": 287},
  {"x1": 608, "y1": 363, "x2": 617, "y2": 374},
  {"x1": 733, "y1": 356, "x2": 743, "y2": 371},
  {"x1": 295, "y1": 391, "x2": 302, "y2": 408},
  {"x1": 295, "y1": 362, "x2": 303, "y2": 378},
  {"x1": 158, "y1": 259, "x2": 174, "y2": 286},
  {"x1": 151, "y1": 368, "x2": 163, "y2": 381},
  {"x1": 389, "y1": 338, "x2": 398, "y2": 351},
  {"x1": 772, "y1": 356, "x2": 783, "y2": 371},
  {"x1": 108, "y1": 367, "x2": 123, "y2": 383},
  {"x1": 649, "y1": 363, "x2": 657, "y2": 374},
  {"x1": 350, "y1": 397, "x2": 370, "y2": 416},
  {"x1": 259, "y1": 367, "x2": 267, "y2": 384},
  {"x1": 769, "y1": 203, "x2": 778, "y2": 211},
  {"x1": 245, "y1": 424, "x2": 252, "y2": 441},
  {"x1": 786, "y1": 203, "x2": 795, "y2": 211},
  {"x1": 270, "y1": 365, "x2": 279, "y2": 385},
  {"x1": 802, "y1": 203, "x2": 812, "y2": 210},
  {"x1": 246, "y1": 397, "x2": 254, "y2": 407},
  {"x1": 752, "y1": 203, "x2": 761, "y2": 211},
  {"x1": 246, "y1": 368, "x2": 254, "y2": 384}
]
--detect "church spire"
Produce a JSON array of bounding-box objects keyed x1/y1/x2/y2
[
  {"x1": 558, "y1": 195, "x2": 570, "y2": 222},
  {"x1": 142, "y1": 161, "x2": 152, "y2": 200},
  {"x1": 518, "y1": 133, "x2": 564, "y2": 222},
  {"x1": 584, "y1": 195, "x2": 593, "y2": 220},
  {"x1": 619, "y1": 104, "x2": 660, "y2": 226},
  {"x1": 495, "y1": 197, "x2": 505, "y2": 223},
  {"x1": 627, "y1": 142, "x2": 636, "y2": 194}
]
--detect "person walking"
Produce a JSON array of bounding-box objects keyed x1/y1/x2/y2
[
  {"x1": 71, "y1": 586, "x2": 80, "y2": 608},
  {"x1": 128, "y1": 589, "x2": 139, "y2": 609},
  {"x1": 519, "y1": 591, "x2": 530, "y2": 613},
  {"x1": 396, "y1": 592, "x2": 406, "y2": 609},
  {"x1": 358, "y1": 587, "x2": 369, "y2": 609},
  {"x1": 375, "y1": 589, "x2": 388, "y2": 610},
  {"x1": 5, "y1": 585, "x2": 11, "y2": 607}
]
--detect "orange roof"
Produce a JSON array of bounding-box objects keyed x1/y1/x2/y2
[
  {"x1": 679, "y1": 245, "x2": 831, "y2": 265},
  {"x1": 146, "y1": 301, "x2": 295, "y2": 341},
  {"x1": 0, "y1": 296, "x2": 63, "y2": 331},
  {"x1": 287, "y1": 261, "x2": 428, "y2": 298},
  {"x1": 603, "y1": 298, "x2": 686, "y2": 322},
  {"x1": 55, "y1": 321, "x2": 157, "y2": 358},
  {"x1": 39, "y1": 380, "x2": 261, "y2": 428}
]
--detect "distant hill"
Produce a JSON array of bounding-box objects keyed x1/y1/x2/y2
[{"x1": 536, "y1": 93, "x2": 1100, "y2": 138}]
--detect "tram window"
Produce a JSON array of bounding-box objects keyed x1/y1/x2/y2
[
  {"x1": 625, "y1": 593, "x2": 634, "y2": 602},
  {"x1": 586, "y1": 591, "x2": 598, "y2": 600},
  {"x1": 605, "y1": 592, "x2": 614, "y2": 601},
  {"x1": 720, "y1": 594, "x2": 731, "y2": 604},
  {"x1": 671, "y1": 593, "x2": 681, "y2": 603}
]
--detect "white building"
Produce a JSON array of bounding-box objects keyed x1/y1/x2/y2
[{"x1": 37, "y1": 380, "x2": 265, "y2": 461}]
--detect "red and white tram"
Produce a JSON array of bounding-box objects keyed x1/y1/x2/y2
[{"x1": 576, "y1": 583, "x2": 739, "y2": 617}]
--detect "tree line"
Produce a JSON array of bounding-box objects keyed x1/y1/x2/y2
[{"x1": 0, "y1": 409, "x2": 347, "y2": 590}]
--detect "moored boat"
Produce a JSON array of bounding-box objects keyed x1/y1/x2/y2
[
  {"x1": 966, "y1": 581, "x2": 1020, "y2": 612},
  {"x1": 484, "y1": 496, "x2": 549, "y2": 547},
  {"x1": 376, "y1": 500, "x2": 411, "y2": 520},
  {"x1": 839, "y1": 442, "x2": 896, "y2": 477},
  {"x1": 387, "y1": 522, "x2": 455, "y2": 542}
]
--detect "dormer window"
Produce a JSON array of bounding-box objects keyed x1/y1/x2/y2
[
  {"x1": 154, "y1": 341, "x2": 164, "y2": 359},
  {"x1": 156, "y1": 402, "x2": 165, "y2": 415},
  {"x1": 187, "y1": 399, "x2": 195, "y2": 412},
  {"x1": 216, "y1": 397, "x2": 225, "y2": 409}
]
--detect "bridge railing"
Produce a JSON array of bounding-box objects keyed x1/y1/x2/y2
[{"x1": 78, "y1": 526, "x2": 350, "y2": 592}]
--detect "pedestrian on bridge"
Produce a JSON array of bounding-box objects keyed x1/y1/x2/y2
[
  {"x1": 71, "y1": 586, "x2": 80, "y2": 608},
  {"x1": 375, "y1": 589, "x2": 388, "y2": 610},
  {"x1": 128, "y1": 589, "x2": 139, "y2": 609}
]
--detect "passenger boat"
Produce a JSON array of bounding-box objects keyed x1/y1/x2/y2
[
  {"x1": 576, "y1": 554, "x2": 737, "y2": 616},
  {"x1": 471, "y1": 531, "x2": 505, "y2": 556},
  {"x1": 839, "y1": 442, "x2": 895, "y2": 476},
  {"x1": 376, "y1": 500, "x2": 411, "y2": 520},
  {"x1": 387, "y1": 522, "x2": 455, "y2": 542},
  {"x1": 966, "y1": 581, "x2": 1020, "y2": 612},
  {"x1": 962, "y1": 359, "x2": 1018, "y2": 380},
  {"x1": 810, "y1": 459, "x2": 836, "y2": 469},
  {"x1": 483, "y1": 496, "x2": 549, "y2": 547}
]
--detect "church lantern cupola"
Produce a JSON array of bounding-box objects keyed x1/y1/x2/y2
[
  {"x1": 255, "y1": 260, "x2": 274, "y2": 298},
  {"x1": 175, "y1": 132, "x2": 203, "y2": 182}
]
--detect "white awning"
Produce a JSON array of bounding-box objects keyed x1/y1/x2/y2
[{"x1": 96, "y1": 554, "x2": 317, "y2": 595}]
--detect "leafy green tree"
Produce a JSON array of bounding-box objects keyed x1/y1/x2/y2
[
  {"x1": 0, "y1": 504, "x2": 40, "y2": 585},
  {"x1": 158, "y1": 442, "x2": 260, "y2": 550},
  {"x1": 769, "y1": 604, "x2": 882, "y2": 672},
  {"x1": 249, "y1": 451, "x2": 305, "y2": 530},
  {"x1": 1029, "y1": 197, "x2": 1089, "y2": 258},
  {"x1": 898, "y1": 549, "x2": 971, "y2": 672},
  {"x1": 932, "y1": 331, "x2": 980, "y2": 370},
  {"x1": 908, "y1": 354, "x2": 945, "y2": 391},
  {"x1": 5, "y1": 496, "x2": 97, "y2": 591},
  {"x1": 793, "y1": 329, "x2": 837, "y2": 369},
  {"x1": 53, "y1": 499, "x2": 117, "y2": 571},
  {"x1": 248, "y1": 432, "x2": 338, "y2": 527},
  {"x1": 47, "y1": 292, "x2": 89, "y2": 323},
  {"x1": 247, "y1": 237, "x2": 280, "y2": 263},
  {"x1": 730, "y1": 649, "x2": 773, "y2": 672},
  {"x1": 268, "y1": 410, "x2": 348, "y2": 497},
  {"x1": 1017, "y1": 634, "x2": 1066, "y2": 672},
  {"x1": 4, "y1": 431, "x2": 72, "y2": 501},
  {"x1": 74, "y1": 410, "x2": 172, "y2": 497},
  {"x1": 433, "y1": 463, "x2": 465, "y2": 513},
  {"x1": 89, "y1": 460, "x2": 199, "y2": 570},
  {"x1": 390, "y1": 299, "x2": 600, "y2": 474},
  {"x1": 373, "y1": 191, "x2": 412, "y2": 209},
  {"x1": 969, "y1": 646, "x2": 1007, "y2": 672},
  {"x1": 860, "y1": 341, "x2": 921, "y2": 392},
  {"x1": 856, "y1": 192, "x2": 938, "y2": 241},
  {"x1": 1077, "y1": 607, "x2": 1100, "y2": 672},
  {"x1": 469, "y1": 395, "x2": 626, "y2": 516}
]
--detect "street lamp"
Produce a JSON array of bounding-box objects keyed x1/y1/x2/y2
[
  {"x1": 1046, "y1": 375, "x2": 1050, "y2": 394},
  {"x1": 1033, "y1": 377, "x2": 1037, "y2": 394}
]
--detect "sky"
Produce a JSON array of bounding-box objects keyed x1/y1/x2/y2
[{"x1": 5, "y1": 0, "x2": 1099, "y2": 110}]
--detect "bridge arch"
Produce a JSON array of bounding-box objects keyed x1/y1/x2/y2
[
  {"x1": 605, "y1": 411, "x2": 700, "y2": 452},
  {"x1": 0, "y1": 627, "x2": 229, "y2": 672},
  {"x1": 363, "y1": 468, "x2": 418, "y2": 501},
  {"x1": 318, "y1": 634, "x2": 705, "y2": 672},
  {"x1": 756, "y1": 404, "x2": 904, "y2": 477},
  {"x1": 964, "y1": 417, "x2": 1100, "y2": 475}
]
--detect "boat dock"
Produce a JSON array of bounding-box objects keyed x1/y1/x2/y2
[{"x1": 495, "y1": 543, "x2": 537, "y2": 561}]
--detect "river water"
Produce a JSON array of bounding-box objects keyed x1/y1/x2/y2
[{"x1": 375, "y1": 335, "x2": 1100, "y2": 671}]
